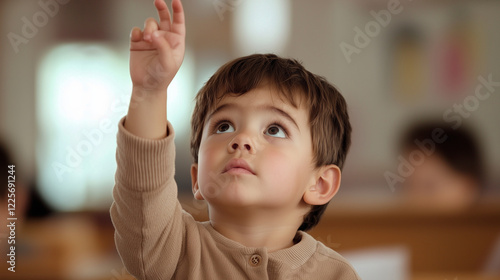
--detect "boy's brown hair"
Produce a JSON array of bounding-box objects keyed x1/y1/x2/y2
[{"x1": 190, "y1": 54, "x2": 351, "y2": 232}]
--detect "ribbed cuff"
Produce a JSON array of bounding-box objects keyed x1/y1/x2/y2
[{"x1": 115, "y1": 115, "x2": 176, "y2": 192}]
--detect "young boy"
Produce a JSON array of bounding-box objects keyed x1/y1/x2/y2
[{"x1": 110, "y1": 0, "x2": 360, "y2": 279}]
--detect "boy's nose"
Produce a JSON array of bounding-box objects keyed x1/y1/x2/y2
[
  {"x1": 228, "y1": 134, "x2": 255, "y2": 154},
  {"x1": 231, "y1": 143, "x2": 251, "y2": 151}
]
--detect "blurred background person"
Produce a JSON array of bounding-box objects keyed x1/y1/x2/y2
[
  {"x1": 399, "y1": 121, "x2": 484, "y2": 210},
  {"x1": 0, "y1": 139, "x2": 30, "y2": 255}
]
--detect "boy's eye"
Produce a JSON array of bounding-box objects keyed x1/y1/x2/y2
[
  {"x1": 216, "y1": 122, "x2": 235, "y2": 134},
  {"x1": 265, "y1": 125, "x2": 286, "y2": 138}
]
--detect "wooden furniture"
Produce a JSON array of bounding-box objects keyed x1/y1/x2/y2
[
  {"x1": 308, "y1": 197, "x2": 500, "y2": 274},
  {"x1": 1, "y1": 196, "x2": 498, "y2": 279}
]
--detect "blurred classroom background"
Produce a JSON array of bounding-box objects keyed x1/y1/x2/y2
[{"x1": 1, "y1": 0, "x2": 500, "y2": 279}]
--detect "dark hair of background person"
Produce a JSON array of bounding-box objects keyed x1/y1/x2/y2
[
  {"x1": 0, "y1": 139, "x2": 53, "y2": 218},
  {"x1": 400, "y1": 121, "x2": 485, "y2": 191}
]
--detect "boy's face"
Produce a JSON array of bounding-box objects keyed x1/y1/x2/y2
[{"x1": 192, "y1": 85, "x2": 317, "y2": 214}]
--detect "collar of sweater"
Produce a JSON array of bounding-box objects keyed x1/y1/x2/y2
[{"x1": 201, "y1": 221, "x2": 318, "y2": 270}]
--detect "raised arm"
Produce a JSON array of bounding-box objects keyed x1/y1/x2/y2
[
  {"x1": 111, "y1": 1, "x2": 188, "y2": 279},
  {"x1": 125, "y1": 0, "x2": 185, "y2": 139}
]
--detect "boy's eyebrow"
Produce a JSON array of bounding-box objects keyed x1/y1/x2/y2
[{"x1": 207, "y1": 103, "x2": 300, "y2": 131}]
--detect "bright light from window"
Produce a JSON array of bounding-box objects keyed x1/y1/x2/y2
[
  {"x1": 36, "y1": 43, "x2": 194, "y2": 211},
  {"x1": 58, "y1": 76, "x2": 114, "y2": 122},
  {"x1": 168, "y1": 51, "x2": 194, "y2": 136},
  {"x1": 233, "y1": 0, "x2": 292, "y2": 55}
]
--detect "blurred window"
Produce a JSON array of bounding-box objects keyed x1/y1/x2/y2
[{"x1": 36, "y1": 43, "x2": 193, "y2": 211}]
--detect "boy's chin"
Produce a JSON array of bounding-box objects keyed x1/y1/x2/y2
[{"x1": 199, "y1": 182, "x2": 256, "y2": 202}]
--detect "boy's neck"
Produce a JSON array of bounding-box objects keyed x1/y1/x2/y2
[{"x1": 208, "y1": 207, "x2": 304, "y2": 252}]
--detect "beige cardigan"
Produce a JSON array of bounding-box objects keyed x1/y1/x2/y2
[{"x1": 110, "y1": 116, "x2": 360, "y2": 280}]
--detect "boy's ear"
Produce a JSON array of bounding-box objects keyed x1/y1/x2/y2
[
  {"x1": 303, "y1": 165, "x2": 341, "y2": 206},
  {"x1": 191, "y1": 163, "x2": 204, "y2": 200}
]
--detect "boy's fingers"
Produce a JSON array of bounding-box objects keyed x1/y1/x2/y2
[
  {"x1": 155, "y1": 0, "x2": 172, "y2": 31},
  {"x1": 130, "y1": 27, "x2": 143, "y2": 42},
  {"x1": 171, "y1": 0, "x2": 185, "y2": 35},
  {"x1": 143, "y1": 18, "x2": 160, "y2": 42},
  {"x1": 151, "y1": 31, "x2": 174, "y2": 71}
]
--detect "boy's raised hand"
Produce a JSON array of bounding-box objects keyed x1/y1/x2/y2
[
  {"x1": 130, "y1": 0, "x2": 185, "y2": 92},
  {"x1": 125, "y1": 0, "x2": 184, "y2": 138}
]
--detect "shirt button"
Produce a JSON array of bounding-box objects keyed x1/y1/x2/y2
[{"x1": 249, "y1": 254, "x2": 262, "y2": 267}]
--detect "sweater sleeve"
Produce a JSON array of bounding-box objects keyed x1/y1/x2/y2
[{"x1": 110, "y1": 116, "x2": 185, "y2": 280}]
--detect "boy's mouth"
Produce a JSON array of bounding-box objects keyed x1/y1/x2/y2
[{"x1": 222, "y1": 158, "x2": 256, "y2": 175}]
